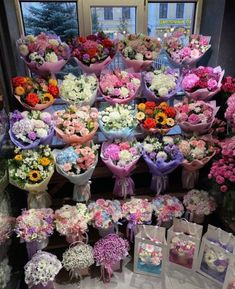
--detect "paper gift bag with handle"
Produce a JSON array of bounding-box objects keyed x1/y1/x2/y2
[
  {"x1": 134, "y1": 225, "x2": 167, "y2": 278},
  {"x1": 223, "y1": 265, "x2": 235, "y2": 289},
  {"x1": 166, "y1": 218, "x2": 203, "y2": 271},
  {"x1": 197, "y1": 225, "x2": 235, "y2": 285}
]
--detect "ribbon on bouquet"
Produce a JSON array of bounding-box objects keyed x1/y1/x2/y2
[
  {"x1": 28, "y1": 191, "x2": 52, "y2": 209},
  {"x1": 113, "y1": 176, "x2": 135, "y2": 199},
  {"x1": 151, "y1": 175, "x2": 168, "y2": 195},
  {"x1": 182, "y1": 168, "x2": 199, "y2": 190},
  {"x1": 101, "y1": 264, "x2": 113, "y2": 283},
  {"x1": 73, "y1": 181, "x2": 91, "y2": 203},
  {"x1": 126, "y1": 222, "x2": 138, "y2": 243}
]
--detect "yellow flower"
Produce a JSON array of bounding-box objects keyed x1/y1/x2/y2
[
  {"x1": 166, "y1": 118, "x2": 175, "y2": 127},
  {"x1": 49, "y1": 79, "x2": 57, "y2": 86},
  {"x1": 42, "y1": 93, "x2": 54, "y2": 103},
  {"x1": 39, "y1": 157, "x2": 51, "y2": 166},
  {"x1": 29, "y1": 170, "x2": 41, "y2": 182},
  {"x1": 15, "y1": 86, "x2": 25, "y2": 96},
  {"x1": 136, "y1": 111, "x2": 145, "y2": 121},
  {"x1": 138, "y1": 103, "x2": 146, "y2": 111},
  {"x1": 15, "y1": 154, "x2": 23, "y2": 161},
  {"x1": 155, "y1": 112, "x2": 167, "y2": 125},
  {"x1": 158, "y1": 102, "x2": 169, "y2": 110}
]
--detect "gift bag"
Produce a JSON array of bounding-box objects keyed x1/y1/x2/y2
[
  {"x1": 134, "y1": 225, "x2": 167, "y2": 278},
  {"x1": 223, "y1": 265, "x2": 235, "y2": 289},
  {"x1": 166, "y1": 218, "x2": 203, "y2": 271},
  {"x1": 197, "y1": 225, "x2": 235, "y2": 285}
]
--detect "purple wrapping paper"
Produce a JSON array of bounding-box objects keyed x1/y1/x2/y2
[
  {"x1": 30, "y1": 281, "x2": 54, "y2": 289},
  {"x1": 126, "y1": 222, "x2": 138, "y2": 243},
  {"x1": 26, "y1": 239, "x2": 48, "y2": 259}
]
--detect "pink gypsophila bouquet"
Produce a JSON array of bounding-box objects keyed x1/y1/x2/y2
[{"x1": 225, "y1": 94, "x2": 235, "y2": 133}]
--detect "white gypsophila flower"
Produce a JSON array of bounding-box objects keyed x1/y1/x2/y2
[
  {"x1": 135, "y1": 53, "x2": 144, "y2": 61},
  {"x1": 29, "y1": 52, "x2": 44, "y2": 64},
  {"x1": 36, "y1": 128, "x2": 48, "y2": 138},
  {"x1": 0, "y1": 259, "x2": 11, "y2": 289},
  {"x1": 45, "y1": 52, "x2": 58, "y2": 63},
  {"x1": 120, "y1": 87, "x2": 129, "y2": 98},
  {"x1": 156, "y1": 151, "x2": 168, "y2": 161}
]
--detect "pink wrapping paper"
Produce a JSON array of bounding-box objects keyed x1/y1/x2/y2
[
  {"x1": 15, "y1": 95, "x2": 55, "y2": 111},
  {"x1": 121, "y1": 55, "x2": 153, "y2": 73},
  {"x1": 24, "y1": 59, "x2": 67, "y2": 76}
]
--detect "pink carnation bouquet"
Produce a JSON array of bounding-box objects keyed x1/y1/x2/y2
[
  {"x1": 101, "y1": 138, "x2": 141, "y2": 199},
  {"x1": 225, "y1": 94, "x2": 235, "y2": 133},
  {"x1": 99, "y1": 70, "x2": 141, "y2": 104},
  {"x1": 182, "y1": 66, "x2": 224, "y2": 101}
]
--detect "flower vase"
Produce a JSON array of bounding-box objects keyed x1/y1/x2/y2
[
  {"x1": 66, "y1": 234, "x2": 83, "y2": 244},
  {"x1": 26, "y1": 238, "x2": 48, "y2": 259},
  {"x1": 30, "y1": 281, "x2": 54, "y2": 289},
  {"x1": 190, "y1": 213, "x2": 205, "y2": 224},
  {"x1": 98, "y1": 224, "x2": 115, "y2": 238},
  {"x1": 222, "y1": 191, "x2": 235, "y2": 222}
]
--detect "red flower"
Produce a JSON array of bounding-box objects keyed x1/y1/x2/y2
[
  {"x1": 144, "y1": 118, "x2": 156, "y2": 129},
  {"x1": 78, "y1": 37, "x2": 86, "y2": 43},
  {"x1": 145, "y1": 101, "x2": 156, "y2": 110},
  {"x1": 48, "y1": 84, "x2": 59, "y2": 97},
  {"x1": 102, "y1": 38, "x2": 113, "y2": 48},
  {"x1": 12, "y1": 76, "x2": 27, "y2": 87},
  {"x1": 87, "y1": 35, "x2": 97, "y2": 41},
  {"x1": 165, "y1": 107, "x2": 176, "y2": 118},
  {"x1": 25, "y1": 93, "x2": 40, "y2": 107},
  {"x1": 87, "y1": 48, "x2": 97, "y2": 58},
  {"x1": 145, "y1": 108, "x2": 154, "y2": 116}
]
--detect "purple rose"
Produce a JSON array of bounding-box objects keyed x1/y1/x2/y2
[
  {"x1": 28, "y1": 131, "x2": 37, "y2": 141},
  {"x1": 83, "y1": 54, "x2": 90, "y2": 61},
  {"x1": 207, "y1": 79, "x2": 218, "y2": 90},
  {"x1": 104, "y1": 144, "x2": 120, "y2": 161},
  {"x1": 188, "y1": 113, "x2": 200, "y2": 124}
]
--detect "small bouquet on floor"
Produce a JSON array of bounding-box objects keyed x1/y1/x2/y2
[
  {"x1": 143, "y1": 67, "x2": 181, "y2": 102},
  {"x1": 101, "y1": 138, "x2": 141, "y2": 198},
  {"x1": 182, "y1": 66, "x2": 224, "y2": 101},
  {"x1": 55, "y1": 204, "x2": 91, "y2": 243},
  {"x1": 15, "y1": 208, "x2": 54, "y2": 259},
  {"x1": 93, "y1": 234, "x2": 129, "y2": 283},
  {"x1": 136, "y1": 101, "x2": 177, "y2": 134},
  {"x1": 71, "y1": 32, "x2": 116, "y2": 76},
  {"x1": 177, "y1": 136, "x2": 216, "y2": 189},
  {"x1": 99, "y1": 104, "x2": 137, "y2": 140},
  {"x1": 17, "y1": 32, "x2": 70, "y2": 76},
  {"x1": 24, "y1": 251, "x2": 62, "y2": 289},
  {"x1": 225, "y1": 94, "x2": 235, "y2": 133},
  {"x1": 142, "y1": 136, "x2": 183, "y2": 194},
  {"x1": 8, "y1": 145, "x2": 54, "y2": 208},
  {"x1": 0, "y1": 259, "x2": 11, "y2": 289},
  {"x1": 9, "y1": 110, "x2": 54, "y2": 149},
  {"x1": 12, "y1": 76, "x2": 59, "y2": 110},
  {"x1": 88, "y1": 199, "x2": 123, "y2": 237},
  {"x1": 60, "y1": 73, "x2": 98, "y2": 106},
  {"x1": 152, "y1": 195, "x2": 184, "y2": 227},
  {"x1": 53, "y1": 143, "x2": 99, "y2": 202},
  {"x1": 99, "y1": 70, "x2": 141, "y2": 104},
  {"x1": 118, "y1": 34, "x2": 161, "y2": 72},
  {"x1": 122, "y1": 198, "x2": 153, "y2": 242},
  {"x1": 53, "y1": 105, "x2": 99, "y2": 144}
]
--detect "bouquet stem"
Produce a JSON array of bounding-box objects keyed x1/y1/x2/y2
[
  {"x1": 26, "y1": 238, "x2": 48, "y2": 259},
  {"x1": 27, "y1": 191, "x2": 52, "y2": 209},
  {"x1": 113, "y1": 176, "x2": 135, "y2": 199},
  {"x1": 98, "y1": 224, "x2": 115, "y2": 238},
  {"x1": 182, "y1": 168, "x2": 199, "y2": 189},
  {"x1": 73, "y1": 182, "x2": 91, "y2": 203},
  {"x1": 151, "y1": 175, "x2": 168, "y2": 195}
]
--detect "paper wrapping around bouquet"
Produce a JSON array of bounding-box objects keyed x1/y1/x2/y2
[
  {"x1": 30, "y1": 281, "x2": 54, "y2": 289},
  {"x1": 121, "y1": 55, "x2": 153, "y2": 73},
  {"x1": 0, "y1": 171, "x2": 8, "y2": 196},
  {"x1": 15, "y1": 95, "x2": 55, "y2": 111},
  {"x1": 26, "y1": 238, "x2": 49, "y2": 259}
]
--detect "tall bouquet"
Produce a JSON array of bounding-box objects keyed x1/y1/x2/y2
[
  {"x1": 8, "y1": 146, "x2": 54, "y2": 208},
  {"x1": 142, "y1": 136, "x2": 183, "y2": 194},
  {"x1": 101, "y1": 139, "x2": 141, "y2": 198}
]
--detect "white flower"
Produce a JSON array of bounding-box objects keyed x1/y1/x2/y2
[
  {"x1": 26, "y1": 35, "x2": 35, "y2": 42},
  {"x1": 45, "y1": 52, "x2": 58, "y2": 63},
  {"x1": 135, "y1": 53, "x2": 144, "y2": 61},
  {"x1": 33, "y1": 119, "x2": 45, "y2": 128},
  {"x1": 119, "y1": 150, "x2": 132, "y2": 162},
  {"x1": 132, "y1": 78, "x2": 141, "y2": 86},
  {"x1": 36, "y1": 128, "x2": 48, "y2": 138},
  {"x1": 143, "y1": 143, "x2": 154, "y2": 153},
  {"x1": 162, "y1": 136, "x2": 174, "y2": 145},
  {"x1": 109, "y1": 111, "x2": 121, "y2": 121},
  {"x1": 158, "y1": 87, "x2": 169, "y2": 97},
  {"x1": 19, "y1": 44, "x2": 29, "y2": 56},
  {"x1": 48, "y1": 39, "x2": 59, "y2": 46},
  {"x1": 156, "y1": 151, "x2": 168, "y2": 160},
  {"x1": 120, "y1": 87, "x2": 129, "y2": 98}
]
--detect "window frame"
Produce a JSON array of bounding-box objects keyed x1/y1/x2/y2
[
  {"x1": 104, "y1": 7, "x2": 113, "y2": 20},
  {"x1": 122, "y1": 7, "x2": 131, "y2": 20},
  {"x1": 159, "y1": 3, "x2": 168, "y2": 19},
  {"x1": 176, "y1": 2, "x2": 184, "y2": 18}
]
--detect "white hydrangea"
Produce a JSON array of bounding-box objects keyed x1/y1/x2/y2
[{"x1": 45, "y1": 52, "x2": 58, "y2": 63}]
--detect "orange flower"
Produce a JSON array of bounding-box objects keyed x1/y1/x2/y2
[
  {"x1": 165, "y1": 107, "x2": 176, "y2": 118},
  {"x1": 145, "y1": 101, "x2": 156, "y2": 109},
  {"x1": 138, "y1": 103, "x2": 146, "y2": 111},
  {"x1": 12, "y1": 76, "x2": 27, "y2": 87},
  {"x1": 158, "y1": 102, "x2": 169, "y2": 110},
  {"x1": 15, "y1": 86, "x2": 25, "y2": 96},
  {"x1": 49, "y1": 79, "x2": 58, "y2": 86}
]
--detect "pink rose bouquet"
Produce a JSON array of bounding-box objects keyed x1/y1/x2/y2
[
  {"x1": 101, "y1": 138, "x2": 141, "y2": 198},
  {"x1": 53, "y1": 105, "x2": 99, "y2": 144},
  {"x1": 222, "y1": 76, "x2": 235, "y2": 97},
  {"x1": 99, "y1": 70, "x2": 141, "y2": 104},
  {"x1": 225, "y1": 94, "x2": 235, "y2": 133}
]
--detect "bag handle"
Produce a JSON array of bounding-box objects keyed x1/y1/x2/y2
[
  {"x1": 178, "y1": 218, "x2": 197, "y2": 236},
  {"x1": 217, "y1": 227, "x2": 232, "y2": 246},
  {"x1": 142, "y1": 224, "x2": 161, "y2": 243}
]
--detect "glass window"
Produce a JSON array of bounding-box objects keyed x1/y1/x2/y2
[
  {"x1": 159, "y1": 3, "x2": 168, "y2": 19},
  {"x1": 122, "y1": 7, "x2": 131, "y2": 19},
  {"x1": 104, "y1": 7, "x2": 113, "y2": 20},
  {"x1": 176, "y1": 3, "x2": 184, "y2": 18}
]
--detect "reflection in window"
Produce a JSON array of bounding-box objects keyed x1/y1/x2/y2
[
  {"x1": 176, "y1": 3, "x2": 184, "y2": 18},
  {"x1": 104, "y1": 7, "x2": 113, "y2": 20},
  {"x1": 122, "y1": 7, "x2": 131, "y2": 19},
  {"x1": 159, "y1": 3, "x2": 168, "y2": 19}
]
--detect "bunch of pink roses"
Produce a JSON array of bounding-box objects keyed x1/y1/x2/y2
[{"x1": 225, "y1": 94, "x2": 235, "y2": 132}]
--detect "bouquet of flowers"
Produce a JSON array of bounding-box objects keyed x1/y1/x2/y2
[
  {"x1": 142, "y1": 136, "x2": 183, "y2": 194},
  {"x1": 122, "y1": 198, "x2": 153, "y2": 242},
  {"x1": 143, "y1": 67, "x2": 181, "y2": 102},
  {"x1": 175, "y1": 100, "x2": 219, "y2": 135},
  {"x1": 71, "y1": 32, "x2": 116, "y2": 76},
  {"x1": 177, "y1": 136, "x2": 216, "y2": 189},
  {"x1": 60, "y1": 73, "x2": 98, "y2": 106},
  {"x1": 138, "y1": 243, "x2": 163, "y2": 268},
  {"x1": 0, "y1": 259, "x2": 11, "y2": 289},
  {"x1": 118, "y1": 34, "x2": 161, "y2": 72},
  {"x1": 99, "y1": 70, "x2": 141, "y2": 104},
  {"x1": 55, "y1": 204, "x2": 91, "y2": 243},
  {"x1": 136, "y1": 101, "x2": 177, "y2": 134},
  {"x1": 9, "y1": 110, "x2": 54, "y2": 149},
  {"x1": 93, "y1": 234, "x2": 129, "y2": 282},
  {"x1": 0, "y1": 109, "x2": 8, "y2": 149},
  {"x1": 8, "y1": 145, "x2": 54, "y2": 208},
  {"x1": 225, "y1": 94, "x2": 235, "y2": 133},
  {"x1": 12, "y1": 76, "x2": 59, "y2": 110},
  {"x1": 0, "y1": 214, "x2": 15, "y2": 247},
  {"x1": 17, "y1": 32, "x2": 70, "y2": 76},
  {"x1": 221, "y1": 76, "x2": 235, "y2": 97},
  {"x1": 53, "y1": 105, "x2": 98, "y2": 144},
  {"x1": 152, "y1": 195, "x2": 184, "y2": 226},
  {"x1": 53, "y1": 143, "x2": 99, "y2": 202},
  {"x1": 101, "y1": 138, "x2": 141, "y2": 198},
  {"x1": 182, "y1": 66, "x2": 224, "y2": 101},
  {"x1": 24, "y1": 251, "x2": 62, "y2": 288},
  {"x1": 99, "y1": 104, "x2": 137, "y2": 140}
]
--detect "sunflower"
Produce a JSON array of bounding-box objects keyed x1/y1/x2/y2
[
  {"x1": 15, "y1": 154, "x2": 23, "y2": 161},
  {"x1": 42, "y1": 93, "x2": 54, "y2": 103},
  {"x1": 137, "y1": 103, "x2": 146, "y2": 111},
  {"x1": 39, "y1": 157, "x2": 51, "y2": 166},
  {"x1": 155, "y1": 112, "x2": 167, "y2": 125},
  {"x1": 166, "y1": 118, "x2": 175, "y2": 127},
  {"x1": 15, "y1": 86, "x2": 25, "y2": 96},
  {"x1": 49, "y1": 79, "x2": 58, "y2": 86},
  {"x1": 158, "y1": 102, "x2": 169, "y2": 110},
  {"x1": 136, "y1": 111, "x2": 145, "y2": 121},
  {"x1": 29, "y1": 170, "x2": 41, "y2": 182}
]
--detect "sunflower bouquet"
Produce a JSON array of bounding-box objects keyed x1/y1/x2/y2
[{"x1": 8, "y1": 145, "x2": 54, "y2": 209}]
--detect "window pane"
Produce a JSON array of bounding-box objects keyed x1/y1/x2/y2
[
  {"x1": 104, "y1": 7, "x2": 113, "y2": 20},
  {"x1": 91, "y1": 6, "x2": 136, "y2": 38},
  {"x1": 20, "y1": 1, "x2": 79, "y2": 41},
  {"x1": 148, "y1": 2, "x2": 195, "y2": 38}
]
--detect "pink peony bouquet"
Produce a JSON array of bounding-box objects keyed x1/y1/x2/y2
[
  {"x1": 99, "y1": 70, "x2": 141, "y2": 104},
  {"x1": 101, "y1": 138, "x2": 141, "y2": 198},
  {"x1": 225, "y1": 94, "x2": 235, "y2": 133},
  {"x1": 53, "y1": 105, "x2": 99, "y2": 144},
  {"x1": 182, "y1": 66, "x2": 224, "y2": 101},
  {"x1": 0, "y1": 214, "x2": 15, "y2": 245}
]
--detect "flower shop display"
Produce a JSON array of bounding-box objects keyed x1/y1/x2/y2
[
  {"x1": 152, "y1": 195, "x2": 184, "y2": 227},
  {"x1": 60, "y1": 73, "x2": 98, "y2": 106},
  {"x1": 136, "y1": 101, "x2": 177, "y2": 134},
  {"x1": 55, "y1": 204, "x2": 91, "y2": 243},
  {"x1": 225, "y1": 94, "x2": 235, "y2": 133},
  {"x1": 122, "y1": 198, "x2": 153, "y2": 242},
  {"x1": 17, "y1": 32, "x2": 70, "y2": 76},
  {"x1": 101, "y1": 138, "x2": 141, "y2": 198},
  {"x1": 53, "y1": 143, "x2": 99, "y2": 202},
  {"x1": 93, "y1": 234, "x2": 129, "y2": 283},
  {"x1": 71, "y1": 32, "x2": 116, "y2": 76},
  {"x1": 24, "y1": 251, "x2": 62, "y2": 289},
  {"x1": 118, "y1": 34, "x2": 161, "y2": 72},
  {"x1": 99, "y1": 70, "x2": 141, "y2": 104},
  {"x1": 182, "y1": 66, "x2": 224, "y2": 101},
  {"x1": 98, "y1": 104, "x2": 137, "y2": 140},
  {"x1": 12, "y1": 76, "x2": 59, "y2": 110},
  {"x1": 9, "y1": 110, "x2": 54, "y2": 149},
  {"x1": 221, "y1": 76, "x2": 235, "y2": 97},
  {"x1": 177, "y1": 136, "x2": 216, "y2": 189},
  {"x1": 88, "y1": 199, "x2": 122, "y2": 237},
  {"x1": 183, "y1": 189, "x2": 216, "y2": 224},
  {"x1": 8, "y1": 145, "x2": 54, "y2": 208},
  {"x1": 134, "y1": 225, "x2": 167, "y2": 278},
  {"x1": 143, "y1": 68, "x2": 180, "y2": 102},
  {"x1": 0, "y1": 258, "x2": 11, "y2": 289},
  {"x1": 15, "y1": 208, "x2": 54, "y2": 258},
  {"x1": 223, "y1": 265, "x2": 235, "y2": 289},
  {"x1": 53, "y1": 105, "x2": 99, "y2": 144},
  {"x1": 142, "y1": 136, "x2": 183, "y2": 194},
  {"x1": 175, "y1": 99, "x2": 219, "y2": 136},
  {"x1": 62, "y1": 243, "x2": 94, "y2": 279}
]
